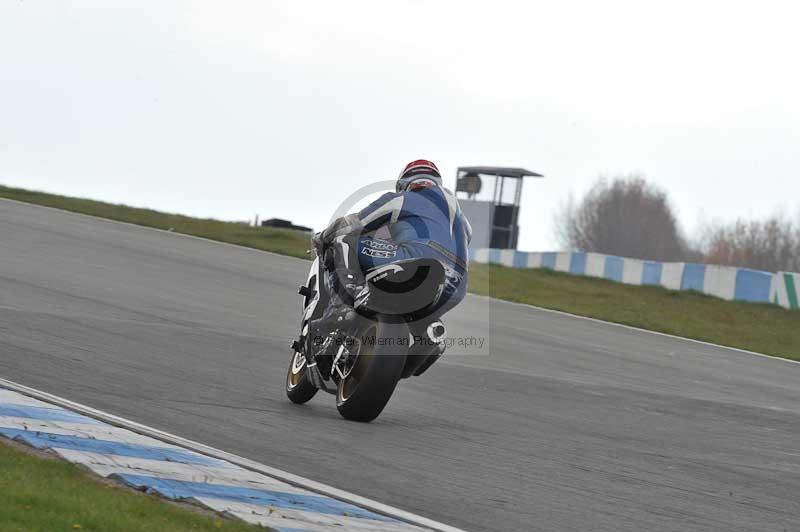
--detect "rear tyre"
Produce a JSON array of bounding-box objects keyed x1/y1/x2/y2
[
  {"x1": 286, "y1": 351, "x2": 318, "y2": 404},
  {"x1": 336, "y1": 320, "x2": 408, "y2": 422}
]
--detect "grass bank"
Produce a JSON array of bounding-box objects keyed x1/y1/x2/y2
[
  {"x1": 468, "y1": 264, "x2": 799, "y2": 360},
  {"x1": 2, "y1": 184, "x2": 797, "y2": 360},
  {"x1": 0, "y1": 184, "x2": 310, "y2": 260},
  {"x1": 0, "y1": 439, "x2": 259, "y2": 532}
]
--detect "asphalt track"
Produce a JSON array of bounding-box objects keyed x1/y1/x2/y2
[{"x1": 1, "y1": 199, "x2": 799, "y2": 532}]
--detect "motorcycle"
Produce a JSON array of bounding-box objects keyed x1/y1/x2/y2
[{"x1": 285, "y1": 239, "x2": 451, "y2": 422}]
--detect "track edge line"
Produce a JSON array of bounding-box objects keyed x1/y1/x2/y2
[{"x1": 0, "y1": 376, "x2": 467, "y2": 532}]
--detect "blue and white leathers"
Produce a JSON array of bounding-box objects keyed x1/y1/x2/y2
[
  {"x1": 347, "y1": 186, "x2": 472, "y2": 315},
  {"x1": 355, "y1": 187, "x2": 471, "y2": 275}
]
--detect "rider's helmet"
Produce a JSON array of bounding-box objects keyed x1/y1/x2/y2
[{"x1": 396, "y1": 159, "x2": 443, "y2": 192}]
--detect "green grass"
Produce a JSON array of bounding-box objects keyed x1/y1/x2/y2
[
  {"x1": 0, "y1": 440, "x2": 260, "y2": 532},
  {"x1": 1, "y1": 183, "x2": 798, "y2": 360},
  {"x1": 469, "y1": 264, "x2": 800, "y2": 360},
  {"x1": 0, "y1": 184, "x2": 311, "y2": 260}
]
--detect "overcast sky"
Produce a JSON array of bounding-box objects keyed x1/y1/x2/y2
[{"x1": 2, "y1": 1, "x2": 799, "y2": 250}]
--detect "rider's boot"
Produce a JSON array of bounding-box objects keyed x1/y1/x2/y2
[
  {"x1": 305, "y1": 260, "x2": 365, "y2": 351},
  {"x1": 306, "y1": 305, "x2": 356, "y2": 351}
]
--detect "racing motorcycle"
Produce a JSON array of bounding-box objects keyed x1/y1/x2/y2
[{"x1": 285, "y1": 239, "x2": 451, "y2": 422}]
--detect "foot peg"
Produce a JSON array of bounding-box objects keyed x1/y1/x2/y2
[
  {"x1": 291, "y1": 336, "x2": 305, "y2": 353},
  {"x1": 298, "y1": 285, "x2": 316, "y2": 298}
]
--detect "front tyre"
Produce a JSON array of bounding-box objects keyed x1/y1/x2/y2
[
  {"x1": 336, "y1": 320, "x2": 408, "y2": 422},
  {"x1": 286, "y1": 351, "x2": 318, "y2": 404}
]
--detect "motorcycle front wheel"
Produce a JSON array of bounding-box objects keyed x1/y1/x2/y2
[
  {"x1": 286, "y1": 350, "x2": 318, "y2": 404},
  {"x1": 336, "y1": 320, "x2": 408, "y2": 422}
]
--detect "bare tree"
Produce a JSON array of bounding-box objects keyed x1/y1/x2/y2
[
  {"x1": 700, "y1": 214, "x2": 800, "y2": 272},
  {"x1": 556, "y1": 176, "x2": 690, "y2": 261}
]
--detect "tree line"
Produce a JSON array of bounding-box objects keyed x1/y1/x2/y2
[{"x1": 555, "y1": 176, "x2": 800, "y2": 273}]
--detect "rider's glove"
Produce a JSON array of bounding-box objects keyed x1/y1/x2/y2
[
  {"x1": 318, "y1": 214, "x2": 363, "y2": 248},
  {"x1": 311, "y1": 231, "x2": 325, "y2": 250}
]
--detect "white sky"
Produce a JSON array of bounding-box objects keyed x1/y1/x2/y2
[{"x1": 2, "y1": 1, "x2": 799, "y2": 250}]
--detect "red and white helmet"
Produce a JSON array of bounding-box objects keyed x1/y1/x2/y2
[{"x1": 396, "y1": 159, "x2": 443, "y2": 192}]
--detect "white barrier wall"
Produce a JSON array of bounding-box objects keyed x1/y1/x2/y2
[
  {"x1": 526, "y1": 252, "x2": 543, "y2": 268},
  {"x1": 772, "y1": 271, "x2": 800, "y2": 309},
  {"x1": 703, "y1": 265, "x2": 738, "y2": 301},
  {"x1": 472, "y1": 248, "x2": 489, "y2": 264},
  {"x1": 554, "y1": 252, "x2": 571, "y2": 272},
  {"x1": 660, "y1": 263, "x2": 685, "y2": 291},
  {"x1": 585, "y1": 253, "x2": 606, "y2": 278},
  {"x1": 500, "y1": 249, "x2": 515, "y2": 267},
  {"x1": 470, "y1": 249, "x2": 791, "y2": 308},
  {"x1": 622, "y1": 259, "x2": 644, "y2": 286}
]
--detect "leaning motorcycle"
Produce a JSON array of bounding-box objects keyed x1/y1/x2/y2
[{"x1": 285, "y1": 240, "x2": 451, "y2": 422}]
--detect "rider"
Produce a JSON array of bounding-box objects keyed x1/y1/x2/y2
[{"x1": 310, "y1": 159, "x2": 471, "y2": 354}]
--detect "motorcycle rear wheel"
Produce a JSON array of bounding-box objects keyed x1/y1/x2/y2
[{"x1": 336, "y1": 320, "x2": 408, "y2": 422}]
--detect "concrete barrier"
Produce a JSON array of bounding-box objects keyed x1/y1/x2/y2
[
  {"x1": 772, "y1": 271, "x2": 800, "y2": 309},
  {"x1": 472, "y1": 248, "x2": 489, "y2": 263},
  {"x1": 469, "y1": 248, "x2": 796, "y2": 309},
  {"x1": 681, "y1": 263, "x2": 705, "y2": 292},
  {"x1": 512, "y1": 251, "x2": 528, "y2": 268},
  {"x1": 641, "y1": 261, "x2": 663, "y2": 286},
  {"x1": 499, "y1": 249, "x2": 515, "y2": 267},
  {"x1": 585, "y1": 253, "x2": 607, "y2": 278},
  {"x1": 622, "y1": 258, "x2": 644, "y2": 286},
  {"x1": 554, "y1": 252, "x2": 571, "y2": 272},
  {"x1": 702, "y1": 265, "x2": 738, "y2": 300},
  {"x1": 541, "y1": 252, "x2": 557, "y2": 269},
  {"x1": 526, "y1": 252, "x2": 543, "y2": 268},
  {"x1": 604, "y1": 256, "x2": 624, "y2": 282},
  {"x1": 660, "y1": 262, "x2": 685, "y2": 291},
  {"x1": 735, "y1": 269, "x2": 773, "y2": 303},
  {"x1": 569, "y1": 252, "x2": 587, "y2": 275}
]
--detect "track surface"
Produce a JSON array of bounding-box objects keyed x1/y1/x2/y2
[{"x1": 1, "y1": 199, "x2": 799, "y2": 532}]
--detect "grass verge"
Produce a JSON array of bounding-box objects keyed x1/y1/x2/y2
[
  {"x1": 0, "y1": 184, "x2": 310, "y2": 260},
  {"x1": 0, "y1": 439, "x2": 259, "y2": 532},
  {"x1": 468, "y1": 264, "x2": 799, "y2": 360},
  {"x1": 1, "y1": 183, "x2": 797, "y2": 360}
]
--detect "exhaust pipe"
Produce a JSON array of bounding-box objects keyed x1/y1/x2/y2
[
  {"x1": 403, "y1": 321, "x2": 447, "y2": 378},
  {"x1": 426, "y1": 321, "x2": 447, "y2": 344},
  {"x1": 402, "y1": 320, "x2": 448, "y2": 379}
]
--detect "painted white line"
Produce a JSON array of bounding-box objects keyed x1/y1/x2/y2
[
  {"x1": 0, "y1": 377, "x2": 466, "y2": 532},
  {"x1": 3, "y1": 195, "x2": 795, "y2": 366}
]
